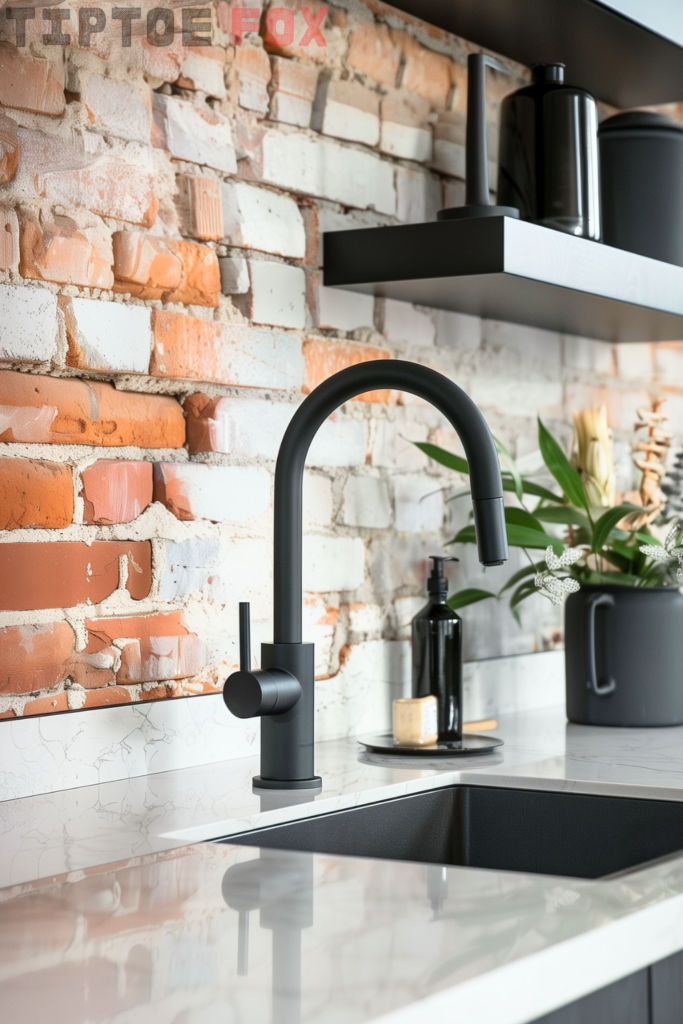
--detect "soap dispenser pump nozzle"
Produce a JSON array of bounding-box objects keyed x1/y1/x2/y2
[{"x1": 427, "y1": 555, "x2": 458, "y2": 596}]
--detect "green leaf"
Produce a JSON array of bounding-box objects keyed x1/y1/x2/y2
[
  {"x1": 502, "y1": 475, "x2": 562, "y2": 503},
  {"x1": 583, "y1": 570, "x2": 643, "y2": 587},
  {"x1": 635, "y1": 531, "x2": 661, "y2": 547},
  {"x1": 448, "y1": 588, "x2": 496, "y2": 610},
  {"x1": 413, "y1": 442, "x2": 469, "y2": 475},
  {"x1": 494, "y1": 436, "x2": 524, "y2": 505},
  {"x1": 499, "y1": 562, "x2": 544, "y2": 594},
  {"x1": 505, "y1": 506, "x2": 545, "y2": 532},
  {"x1": 591, "y1": 504, "x2": 643, "y2": 552},
  {"x1": 451, "y1": 523, "x2": 563, "y2": 554},
  {"x1": 506, "y1": 524, "x2": 564, "y2": 554},
  {"x1": 534, "y1": 506, "x2": 591, "y2": 530},
  {"x1": 509, "y1": 580, "x2": 539, "y2": 621},
  {"x1": 538, "y1": 418, "x2": 589, "y2": 512}
]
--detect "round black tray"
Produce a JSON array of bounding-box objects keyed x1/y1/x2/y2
[{"x1": 357, "y1": 733, "x2": 503, "y2": 756}]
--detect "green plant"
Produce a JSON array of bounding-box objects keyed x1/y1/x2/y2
[{"x1": 416, "y1": 417, "x2": 683, "y2": 619}]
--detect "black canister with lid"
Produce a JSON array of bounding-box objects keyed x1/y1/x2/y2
[
  {"x1": 497, "y1": 63, "x2": 601, "y2": 240},
  {"x1": 411, "y1": 556, "x2": 462, "y2": 741},
  {"x1": 599, "y1": 111, "x2": 683, "y2": 266}
]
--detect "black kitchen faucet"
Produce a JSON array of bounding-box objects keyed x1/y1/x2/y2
[{"x1": 223, "y1": 360, "x2": 508, "y2": 790}]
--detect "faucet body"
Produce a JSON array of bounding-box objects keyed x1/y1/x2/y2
[{"x1": 224, "y1": 360, "x2": 507, "y2": 789}]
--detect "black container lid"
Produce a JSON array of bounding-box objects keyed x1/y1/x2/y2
[
  {"x1": 599, "y1": 110, "x2": 683, "y2": 134},
  {"x1": 532, "y1": 63, "x2": 565, "y2": 83}
]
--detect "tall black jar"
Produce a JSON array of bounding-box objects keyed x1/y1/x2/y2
[
  {"x1": 599, "y1": 111, "x2": 683, "y2": 266},
  {"x1": 497, "y1": 63, "x2": 601, "y2": 240},
  {"x1": 565, "y1": 585, "x2": 683, "y2": 727}
]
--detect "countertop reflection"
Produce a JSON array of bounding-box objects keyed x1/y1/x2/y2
[{"x1": 3, "y1": 835, "x2": 683, "y2": 1024}]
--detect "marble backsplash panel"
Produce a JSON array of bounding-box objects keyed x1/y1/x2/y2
[{"x1": 0, "y1": 645, "x2": 564, "y2": 802}]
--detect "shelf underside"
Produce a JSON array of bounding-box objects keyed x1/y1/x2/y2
[
  {"x1": 323, "y1": 217, "x2": 683, "y2": 344},
  {"x1": 387, "y1": 0, "x2": 683, "y2": 106}
]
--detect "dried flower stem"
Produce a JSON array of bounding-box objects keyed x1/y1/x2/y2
[{"x1": 633, "y1": 399, "x2": 673, "y2": 528}]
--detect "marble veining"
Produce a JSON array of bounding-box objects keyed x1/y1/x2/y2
[{"x1": 0, "y1": 649, "x2": 564, "y2": 803}]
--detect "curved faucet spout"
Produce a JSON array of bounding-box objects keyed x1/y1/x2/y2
[{"x1": 274, "y1": 360, "x2": 507, "y2": 644}]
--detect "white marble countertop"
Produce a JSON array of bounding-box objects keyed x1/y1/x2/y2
[{"x1": 4, "y1": 704, "x2": 683, "y2": 1023}]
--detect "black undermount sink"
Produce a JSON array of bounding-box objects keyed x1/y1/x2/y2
[{"x1": 225, "y1": 785, "x2": 683, "y2": 880}]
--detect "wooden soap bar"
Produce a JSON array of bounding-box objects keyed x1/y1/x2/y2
[{"x1": 393, "y1": 695, "x2": 438, "y2": 746}]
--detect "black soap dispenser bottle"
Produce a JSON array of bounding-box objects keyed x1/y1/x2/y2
[{"x1": 411, "y1": 556, "x2": 463, "y2": 741}]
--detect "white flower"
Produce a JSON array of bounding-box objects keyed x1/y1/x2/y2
[
  {"x1": 639, "y1": 544, "x2": 669, "y2": 563},
  {"x1": 535, "y1": 571, "x2": 580, "y2": 605},
  {"x1": 545, "y1": 545, "x2": 582, "y2": 571}
]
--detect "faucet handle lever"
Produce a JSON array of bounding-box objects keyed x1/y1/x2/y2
[{"x1": 239, "y1": 602, "x2": 251, "y2": 672}]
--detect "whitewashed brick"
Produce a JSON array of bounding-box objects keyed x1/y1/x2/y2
[
  {"x1": 159, "y1": 538, "x2": 222, "y2": 600},
  {"x1": 218, "y1": 256, "x2": 250, "y2": 294},
  {"x1": 0, "y1": 285, "x2": 58, "y2": 364},
  {"x1": 393, "y1": 595, "x2": 425, "y2": 639},
  {"x1": 370, "y1": 419, "x2": 429, "y2": 470},
  {"x1": 64, "y1": 297, "x2": 151, "y2": 373},
  {"x1": 303, "y1": 471, "x2": 333, "y2": 527},
  {"x1": 443, "y1": 177, "x2": 466, "y2": 210},
  {"x1": 396, "y1": 165, "x2": 442, "y2": 224},
  {"x1": 394, "y1": 476, "x2": 444, "y2": 532},
  {"x1": 383, "y1": 299, "x2": 435, "y2": 346},
  {"x1": 81, "y1": 75, "x2": 151, "y2": 143},
  {"x1": 483, "y1": 321, "x2": 562, "y2": 367},
  {"x1": 563, "y1": 335, "x2": 614, "y2": 375},
  {"x1": 249, "y1": 261, "x2": 306, "y2": 329},
  {"x1": 380, "y1": 88, "x2": 433, "y2": 162},
  {"x1": 261, "y1": 129, "x2": 395, "y2": 215},
  {"x1": 180, "y1": 51, "x2": 227, "y2": 100},
  {"x1": 308, "y1": 413, "x2": 369, "y2": 467},
  {"x1": 153, "y1": 94, "x2": 236, "y2": 174},
  {"x1": 269, "y1": 57, "x2": 318, "y2": 128},
  {"x1": 303, "y1": 592, "x2": 337, "y2": 676},
  {"x1": 303, "y1": 535, "x2": 365, "y2": 592},
  {"x1": 193, "y1": 397, "x2": 367, "y2": 467},
  {"x1": 311, "y1": 79, "x2": 380, "y2": 147},
  {"x1": 348, "y1": 602, "x2": 383, "y2": 639},
  {"x1": 221, "y1": 181, "x2": 305, "y2": 258},
  {"x1": 342, "y1": 475, "x2": 392, "y2": 528},
  {"x1": 317, "y1": 284, "x2": 374, "y2": 331},
  {"x1": 616, "y1": 343, "x2": 655, "y2": 381},
  {"x1": 436, "y1": 309, "x2": 482, "y2": 351},
  {"x1": 154, "y1": 463, "x2": 271, "y2": 522}
]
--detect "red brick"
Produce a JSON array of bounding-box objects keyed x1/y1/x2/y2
[
  {"x1": 0, "y1": 371, "x2": 185, "y2": 448},
  {"x1": 0, "y1": 112, "x2": 19, "y2": 185},
  {"x1": 80, "y1": 461, "x2": 153, "y2": 525},
  {"x1": 150, "y1": 311, "x2": 301, "y2": 388},
  {"x1": 0, "y1": 48, "x2": 65, "y2": 117},
  {"x1": 0, "y1": 622, "x2": 74, "y2": 695},
  {"x1": 263, "y1": 0, "x2": 332, "y2": 64},
  {"x1": 347, "y1": 21, "x2": 401, "y2": 86},
  {"x1": 303, "y1": 338, "x2": 392, "y2": 402},
  {"x1": 0, "y1": 205, "x2": 20, "y2": 271},
  {"x1": 269, "y1": 56, "x2": 318, "y2": 127},
  {"x1": 19, "y1": 214, "x2": 114, "y2": 289},
  {"x1": 0, "y1": 541, "x2": 152, "y2": 611},
  {"x1": 23, "y1": 692, "x2": 69, "y2": 715},
  {"x1": 0, "y1": 458, "x2": 73, "y2": 529},
  {"x1": 86, "y1": 612, "x2": 201, "y2": 683},
  {"x1": 175, "y1": 175, "x2": 223, "y2": 241},
  {"x1": 83, "y1": 686, "x2": 133, "y2": 709},
  {"x1": 112, "y1": 231, "x2": 219, "y2": 306},
  {"x1": 16, "y1": 127, "x2": 158, "y2": 228},
  {"x1": 399, "y1": 36, "x2": 452, "y2": 109},
  {"x1": 235, "y1": 45, "x2": 271, "y2": 113}
]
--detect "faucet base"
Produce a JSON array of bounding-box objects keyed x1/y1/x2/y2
[{"x1": 253, "y1": 775, "x2": 322, "y2": 791}]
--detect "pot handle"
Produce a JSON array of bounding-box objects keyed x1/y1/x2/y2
[{"x1": 585, "y1": 593, "x2": 616, "y2": 697}]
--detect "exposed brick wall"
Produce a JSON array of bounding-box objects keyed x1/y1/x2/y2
[{"x1": 0, "y1": 0, "x2": 681, "y2": 719}]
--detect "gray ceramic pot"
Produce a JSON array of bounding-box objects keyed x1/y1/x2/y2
[{"x1": 565, "y1": 584, "x2": 683, "y2": 726}]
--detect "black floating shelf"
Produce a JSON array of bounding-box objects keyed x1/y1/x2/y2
[
  {"x1": 323, "y1": 217, "x2": 683, "y2": 344},
  {"x1": 388, "y1": 0, "x2": 683, "y2": 107}
]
